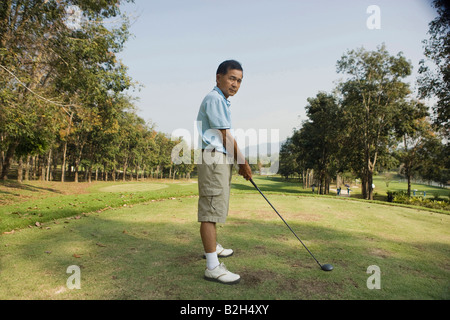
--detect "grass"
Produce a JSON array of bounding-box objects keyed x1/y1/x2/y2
[
  {"x1": 0, "y1": 180, "x2": 198, "y2": 234},
  {"x1": 0, "y1": 176, "x2": 449, "y2": 300}
]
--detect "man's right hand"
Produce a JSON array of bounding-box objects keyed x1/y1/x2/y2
[{"x1": 239, "y1": 162, "x2": 253, "y2": 181}]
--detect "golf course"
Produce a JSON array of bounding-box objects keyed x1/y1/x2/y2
[{"x1": 1, "y1": 176, "x2": 449, "y2": 300}]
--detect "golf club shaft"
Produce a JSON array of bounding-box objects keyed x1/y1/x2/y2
[{"x1": 249, "y1": 179, "x2": 322, "y2": 268}]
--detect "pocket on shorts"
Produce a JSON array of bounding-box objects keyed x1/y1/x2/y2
[
  {"x1": 198, "y1": 159, "x2": 226, "y2": 197},
  {"x1": 198, "y1": 171, "x2": 223, "y2": 196},
  {"x1": 199, "y1": 187, "x2": 222, "y2": 197}
]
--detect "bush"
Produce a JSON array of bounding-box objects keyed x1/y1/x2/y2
[
  {"x1": 386, "y1": 190, "x2": 450, "y2": 211},
  {"x1": 386, "y1": 190, "x2": 408, "y2": 202},
  {"x1": 386, "y1": 191, "x2": 394, "y2": 202}
]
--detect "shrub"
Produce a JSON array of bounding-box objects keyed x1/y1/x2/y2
[{"x1": 386, "y1": 190, "x2": 450, "y2": 211}]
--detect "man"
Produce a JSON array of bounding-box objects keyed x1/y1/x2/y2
[{"x1": 196, "y1": 60, "x2": 252, "y2": 285}]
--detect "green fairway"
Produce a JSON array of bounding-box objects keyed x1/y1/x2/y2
[
  {"x1": 367, "y1": 174, "x2": 449, "y2": 200},
  {"x1": 0, "y1": 180, "x2": 198, "y2": 233},
  {"x1": 0, "y1": 177, "x2": 449, "y2": 300}
]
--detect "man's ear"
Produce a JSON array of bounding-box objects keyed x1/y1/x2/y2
[{"x1": 216, "y1": 73, "x2": 221, "y2": 85}]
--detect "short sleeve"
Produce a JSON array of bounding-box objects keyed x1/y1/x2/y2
[{"x1": 205, "y1": 96, "x2": 231, "y2": 129}]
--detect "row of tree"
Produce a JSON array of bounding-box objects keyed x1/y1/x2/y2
[
  {"x1": 280, "y1": 42, "x2": 448, "y2": 199},
  {"x1": 280, "y1": 1, "x2": 449, "y2": 200},
  {"x1": 0, "y1": 0, "x2": 195, "y2": 182},
  {"x1": 1, "y1": 1, "x2": 448, "y2": 189}
]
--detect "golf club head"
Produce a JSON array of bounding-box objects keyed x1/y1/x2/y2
[{"x1": 321, "y1": 264, "x2": 334, "y2": 272}]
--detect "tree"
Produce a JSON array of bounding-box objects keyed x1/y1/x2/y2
[
  {"x1": 0, "y1": 0, "x2": 134, "y2": 180},
  {"x1": 279, "y1": 136, "x2": 300, "y2": 180},
  {"x1": 50, "y1": 3, "x2": 133, "y2": 182},
  {"x1": 337, "y1": 44, "x2": 413, "y2": 200},
  {"x1": 418, "y1": 0, "x2": 450, "y2": 137},
  {"x1": 393, "y1": 100, "x2": 433, "y2": 196},
  {"x1": 280, "y1": 92, "x2": 344, "y2": 193},
  {"x1": 419, "y1": 137, "x2": 450, "y2": 187},
  {"x1": 302, "y1": 92, "x2": 342, "y2": 194}
]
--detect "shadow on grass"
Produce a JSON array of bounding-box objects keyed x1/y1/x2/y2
[
  {"x1": 0, "y1": 183, "x2": 199, "y2": 233},
  {"x1": 0, "y1": 180, "x2": 64, "y2": 195}
]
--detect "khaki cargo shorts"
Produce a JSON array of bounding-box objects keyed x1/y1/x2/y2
[{"x1": 197, "y1": 152, "x2": 233, "y2": 224}]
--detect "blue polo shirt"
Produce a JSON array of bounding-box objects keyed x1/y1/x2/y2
[{"x1": 196, "y1": 87, "x2": 232, "y2": 154}]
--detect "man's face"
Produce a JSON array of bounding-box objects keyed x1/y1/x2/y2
[{"x1": 216, "y1": 69, "x2": 243, "y2": 99}]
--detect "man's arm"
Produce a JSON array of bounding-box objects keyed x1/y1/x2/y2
[{"x1": 219, "y1": 129, "x2": 252, "y2": 181}]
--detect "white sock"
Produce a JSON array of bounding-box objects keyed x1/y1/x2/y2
[{"x1": 205, "y1": 252, "x2": 220, "y2": 270}]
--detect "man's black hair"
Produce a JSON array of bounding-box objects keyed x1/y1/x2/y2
[{"x1": 216, "y1": 60, "x2": 243, "y2": 75}]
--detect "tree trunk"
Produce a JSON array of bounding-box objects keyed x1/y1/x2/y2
[
  {"x1": 61, "y1": 112, "x2": 73, "y2": 183},
  {"x1": 407, "y1": 172, "x2": 412, "y2": 197},
  {"x1": 88, "y1": 166, "x2": 92, "y2": 183},
  {"x1": 32, "y1": 156, "x2": 37, "y2": 180},
  {"x1": 1, "y1": 141, "x2": 18, "y2": 180},
  {"x1": 0, "y1": 150, "x2": 4, "y2": 174},
  {"x1": 17, "y1": 157, "x2": 23, "y2": 183},
  {"x1": 361, "y1": 172, "x2": 368, "y2": 199},
  {"x1": 61, "y1": 140, "x2": 68, "y2": 182},
  {"x1": 74, "y1": 144, "x2": 84, "y2": 183},
  {"x1": 104, "y1": 164, "x2": 108, "y2": 182},
  {"x1": 46, "y1": 149, "x2": 52, "y2": 181},
  {"x1": 123, "y1": 161, "x2": 127, "y2": 181},
  {"x1": 74, "y1": 166, "x2": 79, "y2": 183},
  {"x1": 24, "y1": 155, "x2": 30, "y2": 181},
  {"x1": 40, "y1": 155, "x2": 45, "y2": 181},
  {"x1": 368, "y1": 171, "x2": 374, "y2": 200}
]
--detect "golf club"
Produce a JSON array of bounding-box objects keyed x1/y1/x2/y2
[{"x1": 250, "y1": 179, "x2": 334, "y2": 272}]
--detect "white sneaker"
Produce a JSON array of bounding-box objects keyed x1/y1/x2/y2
[
  {"x1": 203, "y1": 243, "x2": 234, "y2": 258},
  {"x1": 204, "y1": 263, "x2": 240, "y2": 285},
  {"x1": 216, "y1": 243, "x2": 234, "y2": 257}
]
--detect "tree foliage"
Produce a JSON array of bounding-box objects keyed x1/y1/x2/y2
[
  {"x1": 0, "y1": 0, "x2": 189, "y2": 182},
  {"x1": 336, "y1": 44, "x2": 413, "y2": 199},
  {"x1": 418, "y1": 0, "x2": 450, "y2": 137},
  {"x1": 280, "y1": 44, "x2": 447, "y2": 199}
]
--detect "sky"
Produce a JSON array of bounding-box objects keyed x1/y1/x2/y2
[{"x1": 116, "y1": 0, "x2": 438, "y2": 150}]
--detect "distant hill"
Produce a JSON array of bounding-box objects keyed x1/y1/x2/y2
[
  {"x1": 242, "y1": 140, "x2": 286, "y2": 175},
  {"x1": 243, "y1": 140, "x2": 285, "y2": 158}
]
